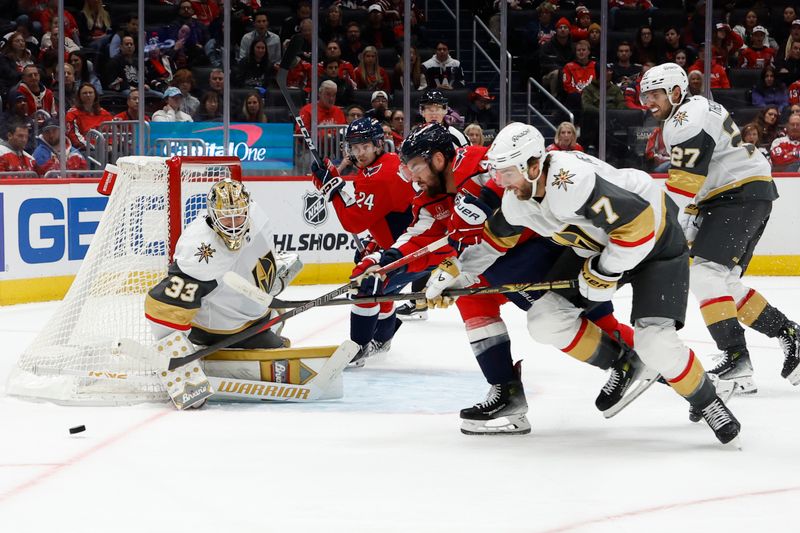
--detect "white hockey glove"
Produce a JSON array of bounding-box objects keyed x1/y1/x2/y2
[
  {"x1": 424, "y1": 257, "x2": 477, "y2": 309},
  {"x1": 579, "y1": 256, "x2": 622, "y2": 302},
  {"x1": 678, "y1": 204, "x2": 700, "y2": 246}
]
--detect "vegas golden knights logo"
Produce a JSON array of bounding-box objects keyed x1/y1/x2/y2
[
  {"x1": 551, "y1": 225, "x2": 603, "y2": 252},
  {"x1": 252, "y1": 251, "x2": 277, "y2": 294}
]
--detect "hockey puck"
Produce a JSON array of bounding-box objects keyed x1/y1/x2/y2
[{"x1": 69, "y1": 425, "x2": 86, "y2": 435}]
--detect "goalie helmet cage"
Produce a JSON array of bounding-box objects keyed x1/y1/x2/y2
[{"x1": 6, "y1": 156, "x2": 242, "y2": 406}]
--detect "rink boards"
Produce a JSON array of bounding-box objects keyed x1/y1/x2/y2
[{"x1": 0, "y1": 174, "x2": 798, "y2": 305}]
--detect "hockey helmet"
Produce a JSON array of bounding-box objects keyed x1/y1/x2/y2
[
  {"x1": 344, "y1": 117, "x2": 385, "y2": 152},
  {"x1": 487, "y1": 122, "x2": 546, "y2": 185},
  {"x1": 207, "y1": 178, "x2": 251, "y2": 251},
  {"x1": 639, "y1": 62, "x2": 688, "y2": 107},
  {"x1": 418, "y1": 89, "x2": 448, "y2": 109},
  {"x1": 399, "y1": 122, "x2": 456, "y2": 183}
]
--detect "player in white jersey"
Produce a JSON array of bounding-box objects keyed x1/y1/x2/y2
[
  {"x1": 428, "y1": 122, "x2": 741, "y2": 445},
  {"x1": 641, "y1": 63, "x2": 800, "y2": 397}
]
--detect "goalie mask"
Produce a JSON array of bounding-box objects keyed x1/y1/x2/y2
[{"x1": 207, "y1": 178, "x2": 251, "y2": 251}]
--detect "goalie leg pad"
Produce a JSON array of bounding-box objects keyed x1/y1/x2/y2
[{"x1": 155, "y1": 332, "x2": 214, "y2": 410}]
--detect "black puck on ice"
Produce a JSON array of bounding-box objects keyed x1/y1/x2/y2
[{"x1": 69, "y1": 425, "x2": 86, "y2": 435}]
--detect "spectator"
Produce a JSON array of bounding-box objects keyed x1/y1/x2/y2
[
  {"x1": 365, "y1": 90, "x2": 391, "y2": 122},
  {"x1": 687, "y1": 69, "x2": 705, "y2": 97},
  {"x1": 236, "y1": 91, "x2": 267, "y2": 123},
  {"x1": 65, "y1": 83, "x2": 113, "y2": 150},
  {"x1": 320, "y1": 58, "x2": 353, "y2": 105},
  {"x1": 238, "y1": 10, "x2": 280, "y2": 65},
  {"x1": 389, "y1": 108, "x2": 405, "y2": 147},
  {"x1": 687, "y1": 45, "x2": 731, "y2": 89},
  {"x1": 113, "y1": 89, "x2": 150, "y2": 121},
  {"x1": 187, "y1": 0, "x2": 221, "y2": 28},
  {"x1": 538, "y1": 17, "x2": 574, "y2": 96},
  {"x1": 103, "y1": 36, "x2": 140, "y2": 93},
  {"x1": 341, "y1": 22, "x2": 365, "y2": 67},
  {"x1": 525, "y1": 2, "x2": 556, "y2": 48},
  {"x1": 39, "y1": 17, "x2": 80, "y2": 59},
  {"x1": 752, "y1": 65, "x2": 789, "y2": 112},
  {"x1": 208, "y1": 68, "x2": 225, "y2": 97},
  {"x1": 465, "y1": 86, "x2": 499, "y2": 131},
  {"x1": 732, "y1": 9, "x2": 776, "y2": 48},
  {"x1": 788, "y1": 76, "x2": 800, "y2": 106},
  {"x1": 0, "y1": 31, "x2": 35, "y2": 96},
  {"x1": 610, "y1": 41, "x2": 642, "y2": 88},
  {"x1": 644, "y1": 125, "x2": 670, "y2": 172},
  {"x1": 546, "y1": 121, "x2": 583, "y2": 152},
  {"x1": 70, "y1": 51, "x2": 103, "y2": 95},
  {"x1": 362, "y1": 4, "x2": 395, "y2": 49},
  {"x1": 354, "y1": 45, "x2": 391, "y2": 91},
  {"x1": 770, "y1": 113, "x2": 800, "y2": 171},
  {"x1": 683, "y1": 0, "x2": 707, "y2": 48},
  {"x1": 562, "y1": 40, "x2": 595, "y2": 108},
  {"x1": 782, "y1": 20, "x2": 800, "y2": 62},
  {"x1": 320, "y1": 4, "x2": 346, "y2": 45},
  {"x1": 779, "y1": 40, "x2": 800, "y2": 85},
  {"x1": 660, "y1": 26, "x2": 696, "y2": 66},
  {"x1": 741, "y1": 122, "x2": 770, "y2": 160},
  {"x1": 11, "y1": 65, "x2": 56, "y2": 116},
  {"x1": 144, "y1": 36, "x2": 177, "y2": 96},
  {"x1": 171, "y1": 69, "x2": 200, "y2": 117},
  {"x1": 418, "y1": 89, "x2": 468, "y2": 146},
  {"x1": 624, "y1": 61, "x2": 655, "y2": 110},
  {"x1": 739, "y1": 26, "x2": 776, "y2": 69},
  {"x1": 632, "y1": 25, "x2": 658, "y2": 65},
  {"x1": 0, "y1": 121, "x2": 35, "y2": 175},
  {"x1": 32, "y1": 118, "x2": 88, "y2": 177},
  {"x1": 36, "y1": 0, "x2": 80, "y2": 46},
  {"x1": 422, "y1": 41, "x2": 464, "y2": 90},
  {"x1": 381, "y1": 121, "x2": 394, "y2": 147},
  {"x1": 582, "y1": 63, "x2": 625, "y2": 114},
  {"x1": 171, "y1": 23, "x2": 209, "y2": 70},
  {"x1": 464, "y1": 123, "x2": 484, "y2": 146},
  {"x1": 298, "y1": 80, "x2": 346, "y2": 134},
  {"x1": 153, "y1": 86, "x2": 193, "y2": 122},
  {"x1": 196, "y1": 90, "x2": 222, "y2": 121},
  {"x1": 322, "y1": 40, "x2": 357, "y2": 82},
  {"x1": 609, "y1": 0, "x2": 656, "y2": 33},
  {"x1": 345, "y1": 104, "x2": 365, "y2": 124},
  {"x1": 674, "y1": 49, "x2": 689, "y2": 70},
  {"x1": 774, "y1": 6, "x2": 798, "y2": 49},
  {"x1": 712, "y1": 23, "x2": 744, "y2": 68},
  {"x1": 235, "y1": 38, "x2": 273, "y2": 90},
  {"x1": 164, "y1": 1, "x2": 209, "y2": 47},
  {"x1": 55, "y1": 63, "x2": 78, "y2": 109},
  {"x1": 756, "y1": 106, "x2": 783, "y2": 148},
  {"x1": 109, "y1": 14, "x2": 137, "y2": 59},
  {"x1": 280, "y1": 1, "x2": 311, "y2": 42},
  {"x1": 587, "y1": 23, "x2": 601, "y2": 60},
  {"x1": 1, "y1": 95, "x2": 35, "y2": 153},
  {"x1": 77, "y1": 0, "x2": 112, "y2": 51},
  {"x1": 570, "y1": 6, "x2": 592, "y2": 42},
  {"x1": 790, "y1": 102, "x2": 800, "y2": 116},
  {"x1": 392, "y1": 45, "x2": 427, "y2": 90}
]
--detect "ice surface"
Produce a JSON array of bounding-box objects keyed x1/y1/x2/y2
[{"x1": 1, "y1": 277, "x2": 800, "y2": 532}]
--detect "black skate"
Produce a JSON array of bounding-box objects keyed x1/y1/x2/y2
[
  {"x1": 698, "y1": 395, "x2": 741, "y2": 446},
  {"x1": 706, "y1": 347, "x2": 756, "y2": 395},
  {"x1": 779, "y1": 322, "x2": 800, "y2": 385},
  {"x1": 460, "y1": 361, "x2": 530, "y2": 435},
  {"x1": 596, "y1": 342, "x2": 660, "y2": 419},
  {"x1": 347, "y1": 339, "x2": 392, "y2": 368},
  {"x1": 396, "y1": 300, "x2": 428, "y2": 321}
]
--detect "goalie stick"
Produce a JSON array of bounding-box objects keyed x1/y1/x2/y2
[
  {"x1": 270, "y1": 279, "x2": 579, "y2": 308},
  {"x1": 166, "y1": 236, "x2": 451, "y2": 370},
  {"x1": 276, "y1": 34, "x2": 363, "y2": 252}
]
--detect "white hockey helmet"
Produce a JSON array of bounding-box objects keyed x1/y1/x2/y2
[
  {"x1": 207, "y1": 178, "x2": 251, "y2": 251},
  {"x1": 639, "y1": 62, "x2": 688, "y2": 107},
  {"x1": 487, "y1": 122, "x2": 546, "y2": 184}
]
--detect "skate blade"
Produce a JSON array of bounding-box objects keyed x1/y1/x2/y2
[
  {"x1": 397, "y1": 313, "x2": 428, "y2": 321},
  {"x1": 723, "y1": 435, "x2": 743, "y2": 451},
  {"x1": 346, "y1": 358, "x2": 366, "y2": 369},
  {"x1": 786, "y1": 365, "x2": 800, "y2": 386},
  {"x1": 709, "y1": 373, "x2": 757, "y2": 395},
  {"x1": 603, "y1": 367, "x2": 661, "y2": 419},
  {"x1": 460, "y1": 415, "x2": 531, "y2": 436}
]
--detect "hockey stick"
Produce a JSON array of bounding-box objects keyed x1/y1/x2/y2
[
  {"x1": 276, "y1": 35, "x2": 364, "y2": 252},
  {"x1": 270, "y1": 279, "x2": 579, "y2": 308},
  {"x1": 167, "y1": 235, "x2": 451, "y2": 370}
]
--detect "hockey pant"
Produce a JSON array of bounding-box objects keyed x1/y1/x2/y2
[
  {"x1": 691, "y1": 259, "x2": 789, "y2": 352},
  {"x1": 528, "y1": 292, "x2": 717, "y2": 407},
  {"x1": 350, "y1": 268, "x2": 433, "y2": 347}
]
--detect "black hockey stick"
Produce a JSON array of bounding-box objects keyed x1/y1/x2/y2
[
  {"x1": 276, "y1": 35, "x2": 364, "y2": 252},
  {"x1": 270, "y1": 279, "x2": 578, "y2": 308},
  {"x1": 167, "y1": 236, "x2": 450, "y2": 370}
]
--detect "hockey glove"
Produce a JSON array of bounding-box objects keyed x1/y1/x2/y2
[
  {"x1": 449, "y1": 192, "x2": 494, "y2": 252},
  {"x1": 311, "y1": 158, "x2": 345, "y2": 202},
  {"x1": 579, "y1": 255, "x2": 622, "y2": 302},
  {"x1": 678, "y1": 204, "x2": 700, "y2": 246},
  {"x1": 351, "y1": 251, "x2": 382, "y2": 283},
  {"x1": 354, "y1": 236, "x2": 380, "y2": 264},
  {"x1": 424, "y1": 257, "x2": 477, "y2": 308}
]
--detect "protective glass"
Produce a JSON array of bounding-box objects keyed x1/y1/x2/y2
[
  {"x1": 491, "y1": 165, "x2": 525, "y2": 188},
  {"x1": 398, "y1": 159, "x2": 430, "y2": 183}
]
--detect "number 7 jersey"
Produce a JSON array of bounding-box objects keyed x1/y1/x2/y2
[{"x1": 661, "y1": 95, "x2": 777, "y2": 206}]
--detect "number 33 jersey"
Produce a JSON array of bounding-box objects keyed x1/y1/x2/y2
[
  {"x1": 661, "y1": 95, "x2": 777, "y2": 207},
  {"x1": 145, "y1": 201, "x2": 277, "y2": 335}
]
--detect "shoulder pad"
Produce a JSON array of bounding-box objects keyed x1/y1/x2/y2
[
  {"x1": 174, "y1": 217, "x2": 236, "y2": 281},
  {"x1": 663, "y1": 97, "x2": 708, "y2": 146},
  {"x1": 452, "y1": 145, "x2": 490, "y2": 182},
  {"x1": 544, "y1": 152, "x2": 596, "y2": 216}
]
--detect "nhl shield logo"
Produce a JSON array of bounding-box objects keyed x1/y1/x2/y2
[{"x1": 302, "y1": 191, "x2": 328, "y2": 227}]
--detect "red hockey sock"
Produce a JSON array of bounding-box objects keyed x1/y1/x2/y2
[{"x1": 592, "y1": 313, "x2": 635, "y2": 347}]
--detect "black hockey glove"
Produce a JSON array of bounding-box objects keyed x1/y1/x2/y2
[{"x1": 311, "y1": 159, "x2": 345, "y2": 202}]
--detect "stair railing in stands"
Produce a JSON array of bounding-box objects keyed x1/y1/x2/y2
[
  {"x1": 425, "y1": 0, "x2": 460, "y2": 62},
  {"x1": 472, "y1": 15, "x2": 511, "y2": 125},
  {"x1": 527, "y1": 77, "x2": 573, "y2": 136}
]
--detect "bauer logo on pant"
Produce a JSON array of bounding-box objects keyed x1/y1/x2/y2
[{"x1": 302, "y1": 191, "x2": 328, "y2": 227}]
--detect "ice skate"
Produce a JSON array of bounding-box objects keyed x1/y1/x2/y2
[
  {"x1": 698, "y1": 395, "x2": 742, "y2": 447},
  {"x1": 396, "y1": 300, "x2": 428, "y2": 321},
  {"x1": 778, "y1": 321, "x2": 800, "y2": 385},
  {"x1": 347, "y1": 339, "x2": 392, "y2": 368},
  {"x1": 460, "y1": 361, "x2": 530, "y2": 435},
  {"x1": 597, "y1": 344, "x2": 660, "y2": 419},
  {"x1": 707, "y1": 347, "x2": 757, "y2": 395}
]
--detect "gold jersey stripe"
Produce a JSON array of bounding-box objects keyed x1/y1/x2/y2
[
  {"x1": 700, "y1": 175, "x2": 773, "y2": 203},
  {"x1": 655, "y1": 192, "x2": 667, "y2": 242},
  {"x1": 206, "y1": 346, "x2": 338, "y2": 361},
  {"x1": 144, "y1": 295, "x2": 199, "y2": 327},
  {"x1": 667, "y1": 169, "x2": 705, "y2": 196},
  {"x1": 737, "y1": 290, "x2": 769, "y2": 327},
  {"x1": 668, "y1": 353, "x2": 705, "y2": 397},
  {"x1": 609, "y1": 205, "x2": 655, "y2": 246},
  {"x1": 700, "y1": 299, "x2": 738, "y2": 326}
]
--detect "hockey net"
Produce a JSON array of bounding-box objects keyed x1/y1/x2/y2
[{"x1": 7, "y1": 156, "x2": 242, "y2": 405}]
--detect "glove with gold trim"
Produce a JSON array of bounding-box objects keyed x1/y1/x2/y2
[
  {"x1": 579, "y1": 256, "x2": 622, "y2": 302},
  {"x1": 424, "y1": 257, "x2": 477, "y2": 308},
  {"x1": 678, "y1": 203, "x2": 700, "y2": 245}
]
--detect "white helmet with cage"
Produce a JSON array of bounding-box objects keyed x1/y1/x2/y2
[
  {"x1": 207, "y1": 178, "x2": 251, "y2": 251},
  {"x1": 487, "y1": 122, "x2": 546, "y2": 184},
  {"x1": 639, "y1": 62, "x2": 688, "y2": 110}
]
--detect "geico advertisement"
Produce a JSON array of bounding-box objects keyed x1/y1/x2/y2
[{"x1": 0, "y1": 179, "x2": 360, "y2": 281}]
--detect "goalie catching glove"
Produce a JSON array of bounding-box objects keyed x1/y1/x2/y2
[
  {"x1": 311, "y1": 158, "x2": 345, "y2": 202},
  {"x1": 579, "y1": 255, "x2": 622, "y2": 302},
  {"x1": 424, "y1": 257, "x2": 478, "y2": 308},
  {"x1": 350, "y1": 248, "x2": 403, "y2": 296}
]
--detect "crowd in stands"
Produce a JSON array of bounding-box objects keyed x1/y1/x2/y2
[{"x1": 5, "y1": 1, "x2": 800, "y2": 176}]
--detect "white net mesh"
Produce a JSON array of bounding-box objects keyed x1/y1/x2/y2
[{"x1": 7, "y1": 156, "x2": 240, "y2": 405}]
